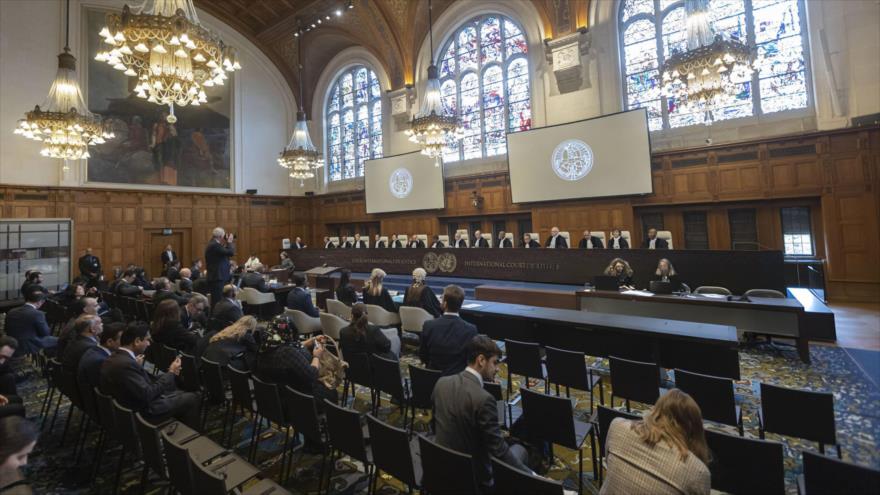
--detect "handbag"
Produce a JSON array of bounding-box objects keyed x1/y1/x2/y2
[{"x1": 317, "y1": 335, "x2": 347, "y2": 390}]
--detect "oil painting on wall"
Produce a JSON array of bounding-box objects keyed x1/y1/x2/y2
[{"x1": 85, "y1": 8, "x2": 231, "y2": 189}]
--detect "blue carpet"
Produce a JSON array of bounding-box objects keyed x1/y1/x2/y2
[{"x1": 844, "y1": 347, "x2": 880, "y2": 390}]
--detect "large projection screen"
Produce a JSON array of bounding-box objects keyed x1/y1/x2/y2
[
  {"x1": 507, "y1": 109, "x2": 652, "y2": 204},
  {"x1": 365, "y1": 152, "x2": 445, "y2": 214}
]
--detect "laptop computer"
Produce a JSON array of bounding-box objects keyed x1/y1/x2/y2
[
  {"x1": 649, "y1": 280, "x2": 673, "y2": 295},
  {"x1": 593, "y1": 275, "x2": 620, "y2": 291}
]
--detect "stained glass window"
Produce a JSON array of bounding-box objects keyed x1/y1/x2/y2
[
  {"x1": 438, "y1": 14, "x2": 531, "y2": 163},
  {"x1": 619, "y1": 0, "x2": 811, "y2": 131},
  {"x1": 326, "y1": 66, "x2": 383, "y2": 181}
]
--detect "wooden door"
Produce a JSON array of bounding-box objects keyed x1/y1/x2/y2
[{"x1": 146, "y1": 232, "x2": 183, "y2": 279}]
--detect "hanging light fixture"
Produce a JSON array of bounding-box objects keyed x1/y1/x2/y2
[
  {"x1": 94, "y1": 0, "x2": 241, "y2": 122},
  {"x1": 405, "y1": 0, "x2": 463, "y2": 166},
  {"x1": 659, "y1": 0, "x2": 756, "y2": 124},
  {"x1": 14, "y1": 0, "x2": 115, "y2": 166},
  {"x1": 278, "y1": 26, "x2": 322, "y2": 187}
]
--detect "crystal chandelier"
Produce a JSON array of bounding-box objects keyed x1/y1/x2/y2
[
  {"x1": 405, "y1": 0, "x2": 462, "y2": 166},
  {"x1": 278, "y1": 28, "x2": 322, "y2": 187},
  {"x1": 94, "y1": 0, "x2": 241, "y2": 120},
  {"x1": 14, "y1": 0, "x2": 114, "y2": 164},
  {"x1": 659, "y1": 0, "x2": 755, "y2": 124}
]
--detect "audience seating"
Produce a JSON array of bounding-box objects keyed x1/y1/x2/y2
[
  {"x1": 281, "y1": 386, "x2": 330, "y2": 492},
  {"x1": 545, "y1": 345, "x2": 604, "y2": 412},
  {"x1": 341, "y1": 352, "x2": 373, "y2": 408},
  {"x1": 595, "y1": 405, "x2": 641, "y2": 483},
  {"x1": 366, "y1": 413, "x2": 422, "y2": 493},
  {"x1": 370, "y1": 353, "x2": 409, "y2": 418},
  {"x1": 504, "y1": 339, "x2": 545, "y2": 396},
  {"x1": 674, "y1": 368, "x2": 742, "y2": 434},
  {"x1": 226, "y1": 365, "x2": 261, "y2": 461},
  {"x1": 91, "y1": 387, "x2": 119, "y2": 480},
  {"x1": 759, "y1": 382, "x2": 840, "y2": 457},
  {"x1": 326, "y1": 299, "x2": 352, "y2": 319},
  {"x1": 251, "y1": 376, "x2": 293, "y2": 480},
  {"x1": 178, "y1": 351, "x2": 201, "y2": 393},
  {"x1": 399, "y1": 306, "x2": 432, "y2": 336},
  {"x1": 110, "y1": 399, "x2": 143, "y2": 493},
  {"x1": 798, "y1": 450, "x2": 880, "y2": 495},
  {"x1": 694, "y1": 285, "x2": 733, "y2": 296},
  {"x1": 492, "y1": 455, "x2": 565, "y2": 495},
  {"x1": 418, "y1": 434, "x2": 479, "y2": 494},
  {"x1": 705, "y1": 429, "x2": 786, "y2": 495},
  {"x1": 364, "y1": 303, "x2": 400, "y2": 327},
  {"x1": 319, "y1": 312, "x2": 347, "y2": 340},
  {"x1": 199, "y1": 357, "x2": 233, "y2": 444},
  {"x1": 240, "y1": 287, "x2": 276, "y2": 319},
  {"x1": 744, "y1": 288, "x2": 786, "y2": 298},
  {"x1": 656, "y1": 230, "x2": 673, "y2": 249},
  {"x1": 135, "y1": 412, "x2": 213, "y2": 487},
  {"x1": 608, "y1": 356, "x2": 661, "y2": 412},
  {"x1": 406, "y1": 364, "x2": 441, "y2": 435},
  {"x1": 285, "y1": 308, "x2": 323, "y2": 337},
  {"x1": 323, "y1": 399, "x2": 375, "y2": 487}
]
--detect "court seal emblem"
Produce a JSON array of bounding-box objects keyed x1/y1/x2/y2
[
  {"x1": 422, "y1": 252, "x2": 439, "y2": 273},
  {"x1": 551, "y1": 139, "x2": 593, "y2": 181},
  {"x1": 438, "y1": 253, "x2": 457, "y2": 273},
  {"x1": 389, "y1": 168, "x2": 413, "y2": 198}
]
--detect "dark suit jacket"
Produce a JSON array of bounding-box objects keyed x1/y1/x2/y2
[
  {"x1": 77, "y1": 345, "x2": 110, "y2": 391},
  {"x1": 286, "y1": 287, "x2": 319, "y2": 318},
  {"x1": 153, "y1": 289, "x2": 188, "y2": 306},
  {"x1": 408, "y1": 240, "x2": 426, "y2": 248},
  {"x1": 204, "y1": 333, "x2": 258, "y2": 370},
  {"x1": 419, "y1": 314, "x2": 477, "y2": 376},
  {"x1": 114, "y1": 280, "x2": 141, "y2": 297},
  {"x1": 347, "y1": 240, "x2": 367, "y2": 248},
  {"x1": 642, "y1": 237, "x2": 669, "y2": 249},
  {"x1": 578, "y1": 236, "x2": 605, "y2": 249},
  {"x1": 192, "y1": 278, "x2": 209, "y2": 295},
  {"x1": 205, "y1": 239, "x2": 235, "y2": 282},
  {"x1": 391, "y1": 240, "x2": 404, "y2": 248},
  {"x1": 497, "y1": 238, "x2": 513, "y2": 248},
  {"x1": 4, "y1": 304, "x2": 52, "y2": 357},
  {"x1": 212, "y1": 298, "x2": 244, "y2": 326},
  {"x1": 433, "y1": 370, "x2": 531, "y2": 486},
  {"x1": 339, "y1": 324, "x2": 394, "y2": 360},
  {"x1": 99, "y1": 349, "x2": 177, "y2": 416},
  {"x1": 362, "y1": 287, "x2": 397, "y2": 314},
  {"x1": 607, "y1": 236, "x2": 630, "y2": 249},
  {"x1": 374, "y1": 241, "x2": 386, "y2": 248},
  {"x1": 545, "y1": 235, "x2": 568, "y2": 248},
  {"x1": 241, "y1": 272, "x2": 270, "y2": 292},
  {"x1": 521, "y1": 240, "x2": 540, "y2": 248},
  {"x1": 190, "y1": 267, "x2": 202, "y2": 280},
  {"x1": 430, "y1": 241, "x2": 445, "y2": 248},
  {"x1": 403, "y1": 285, "x2": 442, "y2": 317},
  {"x1": 335, "y1": 284, "x2": 358, "y2": 306},
  {"x1": 454, "y1": 239, "x2": 468, "y2": 248},
  {"x1": 153, "y1": 320, "x2": 199, "y2": 353},
  {"x1": 161, "y1": 251, "x2": 177, "y2": 266},
  {"x1": 79, "y1": 255, "x2": 101, "y2": 278},
  {"x1": 324, "y1": 241, "x2": 337, "y2": 249},
  {"x1": 473, "y1": 237, "x2": 490, "y2": 248},
  {"x1": 62, "y1": 335, "x2": 97, "y2": 375},
  {"x1": 164, "y1": 266, "x2": 181, "y2": 282},
  {"x1": 291, "y1": 242, "x2": 304, "y2": 249}
]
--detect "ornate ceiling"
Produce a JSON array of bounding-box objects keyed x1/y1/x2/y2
[{"x1": 195, "y1": 0, "x2": 589, "y2": 109}]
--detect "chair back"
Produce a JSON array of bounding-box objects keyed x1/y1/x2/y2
[
  {"x1": 519, "y1": 387, "x2": 577, "y2": 449},
  {"x1": 154, "y1": 344, "x2": 178, "y2": 373},
  {"x1": 674, "y1": 369, "x2": 738, "y2": 427},
  {"x1": 245, "y1": 287, "x2": 276, "y2": 305},
  {"x1": 705, "y1": 429, "x2": 785, "y2": 495},
  {"x1": 370, "y1": 354, "x2": 406, "y2": 404},
  {"x1": 527, "y1": 233, "x2": 540, "y2": 244},
  {"x1": 609, "y1": 356, "x2": 660, "y2": 406},
  {"x1": 592, "y1": 231, "x2": 607, "y2": 246},
  {"x1": 78, "y1": 378, "x2": 100, "y2": 421},
  {"x1": 326, "y1": 299, "x2": 352, "y2": 319},
  {"x1": 251, "y1": 375, "x2": 286, "y2": 425},
  {"x1": 491, "y1": 456, "x2": 564, "y2": 495},
  {"x1": 323, "y1": 399, "x2": 370, "y2": 464},
  {"x1": 329, "y1": 236, "x2": 340, "y2": 246},
  {"x1": 418, "y1": 435, "x2": 479, "y2": 494},
  {"x1": 455, "y1": 229, "x2": 470, "y2": 247},
  {"x1": 93, "y1": 387, "x2": 117, "y2": 434},
  {"x1": 227, "y1": 365, "x2": 256, "y2": 413},
  {"x1": 188, "y1": 453, "x2": 230, "y2": 495},
  {"x1": 60, "y1": 366, "x2": 84, "y2": 409},
  {"x1": 282, "y1": 386, "x2": 324, "y2": 446},
  {"x1": 596, "y1": 406, "x2": 640, "y2": 457},
  {"x1": 802, "y1": 450, "x2": 880, "y2": 494},
  {"x1": 545, "y1": 346, "x2": 590, "y2": 392},
  {"x1": 345, "y1": 352, "x2": 372, "y2": 388},
  {"x1": 620, "y1": 230, "x2": 632, "y2": 246},
  {"x1": 135, "y1": 412, "x2": 167, "y2": 480},
  {"x1": 505, "y1": 339, "x2": 543, "y2": 380},
  {"x1": 161, "y1": 431, "x2": 195, "y2": 494},
  {"x1": 366, "y1": 413, "x2": 418, "y2": 487},
  {"x1": 111, "y1": 399, "x2": 140, "y2": 450},
  {"x1": 408, "y1": 364, "x2": 442, "y2": 410},
  {"x1": 364, "y1": 304, "x2": 401, "y2": 327},
  {"x1": 207, "y1": 316, "x2": 232, "y2": 334},
  {"x1": 399, "y1": 306, "x2": 433, "y2": 334},
  {"x1": 760, "y1": 382, "x2": 836, "y2": 445},
  {"x1": 289, "y1": 309, "x2": 323, "y2": 336},
  {"x1": 656, "y1": 230, "x2": 673, "y2": 249},
  {"x1": 199, "y1": 357, "x2": 227, "y2": 403},
  {"x1": 319, "y1": 312, "x2": 347, "y2": 340},
  {"x1": 178, "y1": 351, "x2": 201, "y2": 392},
  {"x1": 559, "y1": 231, "x2": 571, "y2": 248},
  {"x1": 416, "y1": 234, "x2": 428, "y2": 246},
  {"x1": 744, "y1": 288, "x2": 786, "y2": 299},
  {"x1": 379, "y1": 235, "x2": 389, "y2": 246},
  {"x1": 437, "y1": 234, "x2": 449, "y2": 246},
  {"x1": 694, "y1": 285, "x2": 732, "y2": 296}
]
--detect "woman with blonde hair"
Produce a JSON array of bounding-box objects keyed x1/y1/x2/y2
[
  {"x1": 203, "y1": 315, "x2": 260, "y2": 370},
  {"x1": 652, "y1": 258, "x2": 683, "y2": 292},
  {"x1": 600, "y1": 389, "x2": 711, "y2": 495},
  {"x1": 402, "y1": 267, "x2": 442, "y2": 317},
  {"x1": 362, "y1": 268, "x2": 397, "y2": 313},
  {"x1": 603, "y1": 257, "x2": 635, "y2": 289}
]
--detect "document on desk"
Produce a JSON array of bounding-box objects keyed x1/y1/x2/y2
[
  {"x1": 621, "y1": 290, "x2": 654, "y2": 297},
  {"x1": 461, "y1": 303, "x2": 483, "y2": 309}
]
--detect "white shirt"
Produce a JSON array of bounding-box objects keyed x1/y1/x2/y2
[
  {"x1": 611, "y1": 237, "x2": 621, "y2": 249},
  {"x1": 649, "y1": 238, "x2": 657, "y2": 249},
  {"x1": 443, "y1": 311, "x2": 460, "y2": 317},
  {"x1": 525, "y1": 242, "x2": 531, "y2": 249},
  {"x1": 244, "y1": 257, "x2": 261, "y2": 270},
  {"x1": 325, "y1": 241, "x2": 333, "y2": 248},
  {"x1": 550, "y1": 235, "x2": 559, "y2": 248},
  {"x1": 585, "y1": 238, "x2": 593, "y2": 249},
  {"x1": 165, "y1": 250, "x2": 174, "y2": 261},
  {"x1": 498, "y1": 238, "x2": 505, "y2": 248},
  {"x1": 465, "y1": 366, "x2": 484, "y2": 387},
  {"x1": 354, "y1": 240, "x2": 361, "y2": 249},
  {"x1": 391, "y1": 239, "x2": 397, "y2": 248}
]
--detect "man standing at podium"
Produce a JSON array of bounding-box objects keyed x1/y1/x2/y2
[{"x1": 205, "y1": 227, "x2": 235, "y2": 309}]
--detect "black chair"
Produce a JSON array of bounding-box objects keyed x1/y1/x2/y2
[
  {"x1": 369, "y1": 353, "x2": 409, "y2": 418},
  {"x1": 491, "y1": 455, "x2": 565, "y2": 495},
  {"x1": 39, "y1": 357, "x2": 61, "y2": 428},
  {"x1": 705, "y1": 429, "x2": 785, "y2": 495},
  {"x1": 91, "y1": 387, "x2": 118, "y2": 481},
  {"x1": 110, "y1": 400, "x2": 142, "y2": 494},
  {"x1": 759, "y1": 382, "x2": 840, "y2": 457},
  {"x1": 595, "y1": 405, "x2": 640, "y2": 483},
  {"x1": 188, "y1": 449, "x2": 261, "y2": 495},
  {"x1": 609, "y1": 356, "x2": 661, "y2": 412},
  {"x1": 519, "y1": 387, "x2": 597, "y2": 495},
  {"x1": 341, "y1": 352, "x2": 373, "y2": 408},
  {"x1": 799, "y1": 450, "x2": 880, "y2": 494},
  {"x1": 483, "y1": 381, "x2": 513, "y2": 429},
  {"x1": 153, "y1": 344, "x2": 177, "y2": 375},
  {"x1": 161, "y1": 430, "x2": 197, "y2": 494},
  {"x1": 45, "y1": 358, "x2": 67, "y2": 433},
  {"x1": 674, "y1": 368, "x2": 742, "y2": 434},
  {"x1": 134, "y1": 412, "x2": 210, "y2": 488},
  {"x1": 323, "y1": 399, "x2": 374, "y2": 489},
  {"x1": 407, "y1": 364, "x2": 441, "y2": 435},
  {"x1": 199, "y1": 357, "x2": 232, "y2": 443},
  {"x1": 365, "y1": 413, "x2": 422, "y2": 494},
  {"x1": 545, "y1": 345, "x2": 604, "y2": 413},
  {"x1": 226, "y1": 365, "x2": 260, "y2": 461},
  {"x1": 282, "y1": 386, "x2": 330, "y2": 493},
  {"x1": 178, "y1": 351, "x2": 201, "y2": 393},
  {"x1": 418, "y1": 435, "x2": 479, "y2": 495},
  {"x1": 504, "y1": 339, "x2": 545, "y2": 395},
  {"x1": 251, "y1": 376, "x2": 293, "y2": 475},
  {"x1": 58, "y1": 366, "x2": 86, "y2": 448}
]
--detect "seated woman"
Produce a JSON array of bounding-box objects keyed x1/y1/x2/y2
[
  {"x1": 402, "y1": 268, "x2": 442, "y2": 317},
  {"x1": 279, "y1": 251, "x2": 294, "y2": 269},
  {"x1": 339, "y1": 304, "x2": 396, "y2": 360},
  {"x1": 604, "y1": 258, "x2": 636, "y2": 290},
  {"x1": 607, "y1": 229, "x2": 629, "y2": 250},
  {"x1": 150, "y1": 299, "x2": 199, "y2": 353},
  {"x1": 651, "y1": 258, "x2": 682, "y2": 292},
  {"x1": 334, "y1": 269, "x2": 358, "y2": 306},
  {"x1": 361, "y1": 268, "x2": 397, "y2": 313},
  {"x1": 203, "y1": 315, "x2": 260, "y2": 370},
  {"x1": 600, "y1": 389, "x2": 710, "y2": 495}
]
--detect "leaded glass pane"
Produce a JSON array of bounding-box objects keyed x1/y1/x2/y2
[
  {"x1": 622, "y1": 0, "x2": 654, "y2": 22},
  {"x1": 661, "y1": 7, "x2": 686, "y2": 58},
  {"x1": 505, "y1": 34, "x2": 528, "y2": 56},
  {"x1": 341, "y1": 73, "x2": 353, "y2": 96},
  {"x1": 355, "y1": 68, "x2": 369, "y2": 103},
  {"x1": 753, "y1": 0, "x2": 801, "y2": 43},
  {"x1": 481, "y1": 17, "x2": 502, "y2": 64},
  {"x1": 460, "y1": 73, "x2": 480, "y2": 115},
  {"x1": 440, "y1": 43, "x2": 456, "y2": 77},
  {"x1": 756, "y1": 35, "x2": 805, "y2": 77},
  {"x1": 329, "y1": 87, "x2": 340, "y2": 112},
  {"x1": 483, "y1": 66, "x2": 504, "y2": 109},
  {"x1": 503, "y1": 19, "x2": 522, "y2": 38},
  {"x1": 326, "y1": 65, "x2": 383, "y2": 181},
  {"x1": 462, "y1": 134, "x2": 482, "y2": 160},
  {"x1": 370, "y1": 134, "x2": 383, "y2": 158},
  {"x1": 760, "y1": 72, "x2": 808, "y2": 113},
  {"x1": 624, "y1": 40, "x2": 658, "y2": 74},
  {"x1": 709, "y1": 0, "x2": 746, "y2": 42},
  {"x1": 508, "y1": 100, "x2": 531, "y2": 132},
  {"x1": 441, "y1": 80, "x2": 457, "y2": 114},
  {"x1": 660, "y1": 0, "x2": 681, "y2": 10},
  {"x1": 507, "y1": 74, "x2": 529, "y2": 103},
  {"x1": 623, "y1": 19, "x2": 656, "y2": 45},
  {"x1": 626, "y1": 70, "x2": 661, "y2": 105},
  {"x1": 343, "y1": 141, "x2": 355, "y2": 179},
  {"x1": 371, "y1": 100, "x2": 382, "y2": 136}
]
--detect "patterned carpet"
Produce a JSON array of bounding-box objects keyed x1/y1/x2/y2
[{"x1": 15, "y1": 341, "x2": 880, "y2": 494}]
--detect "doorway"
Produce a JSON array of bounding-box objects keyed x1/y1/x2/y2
[{"x1": 146, "y1": 231, "x2": 184, "y2": 279}]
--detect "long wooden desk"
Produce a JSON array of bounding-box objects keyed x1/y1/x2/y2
[
  {"x1": 577, "y1": 290, "x2": 810, "y2": 363},
  {"x1": 458, "y1": 300, "x2": 741, "y2": 380}
]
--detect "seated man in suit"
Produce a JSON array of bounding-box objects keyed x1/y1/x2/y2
[
  {"x1": 408, "y1": 234, "x2": 426, "y2": 248},
  {"x1": 497, "y1": 231, "x2": 513, "y2": 248},
  {"x1": 77, "y1": 322, "x2": 123, "y2": 392},
  {"x1": 429, "y1": 235, "x2": 445, "y2": 248},
  {"x1": 453, "y1": 232, "x2": 467, "y2": 248},
  {"x1": 521, "y1": 233, "x2": 540, "y2": 248},
  {"x1": 373, "y1": 234, "x2": 386, "y2": 249},
  {"x1": 181, "y1": 293, "x2": 209, "y2": 331},
  {"x1": 286, "y1": 273, "x2": 319, "y2": 318},
  {"x1": 419, "y1": 285, "x2": 477, "y2": 376},
  {"x1": 433, "y1": 335, "x2": 532, "y2": 489},
  {"x1": 323, "y1": 236, "x2": 336, "y2": 249},
  {"x1": 213, "y1": 285, "x2": 244, "y2": 327},
  {"x1": 164, "y1": 260, "x2": 181, "y2": 282},
  {"x1": 642, "y1": 227, "x2": 669, "y2": 249},
  {"x1": 472, "y1": 230, "x2": 490, "y2": 248},
  {"x1": 61, "y1": 314, "x2": 103, "y2": 375},
  {"x1": 545, "y1": 226, "x2": 568, "y2": 248},
  {"x1": 390, "y1": 234, "x2": 404, "y2": 248},
  {"x1": 152, "y1": 277, "x2": 188, "y2": 306},
  {"x1": 190, "y1": 259, "x2": 203, "y2": 280},
  {"x1": 99, "y1": 323, "x2": 201, "y2": 428},
  {"x1": 578, "y1": 230, "x2": 604, "y2": 249},
  {"x1": 4, "y1": 291, "x2": 57, "y2": 357},
  {"x1": 241, "y1": 264, "x2": 270, "y2": 292},
  {"x1": 350, "y1": 233, "x2": 367, "y2": 249},
  {"x1": 112, "y1": 270, "x2": 143, "y2": 297}
]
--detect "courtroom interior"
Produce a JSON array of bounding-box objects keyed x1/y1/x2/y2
[{"x1": 0, "y1": 0, "x2": 878, "y2": 493}]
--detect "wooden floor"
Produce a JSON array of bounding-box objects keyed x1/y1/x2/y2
[{"x1": 826, "y1": 301, "x2": 880, "y2": 351}]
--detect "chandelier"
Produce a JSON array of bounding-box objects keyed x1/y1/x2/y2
[
  {"x1": 278, "y1": 27, "x2": 322, "y2": 187},
  {"x1": 659, "y1": 0, "x2": 755, "y2": 124},
  {"x1": 14, "y1": 0, "x2": 114, "y2": 163},
  {"x1": 405, "y1": 0, "x2": 462, "y2": 166},
  {"x1": 95, "y1": 0, "x2": 241, "y2": 119}
]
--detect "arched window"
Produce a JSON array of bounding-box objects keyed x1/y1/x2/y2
[
  {"x1": 619, "y1": 0, "x2": 811, "y2": 131},
  {"x1": 326, "y1": 66, "x2": 383, "y2": 181},
  {"x1": 438, "y1": 14, "x2": 531, "y2": 163}
]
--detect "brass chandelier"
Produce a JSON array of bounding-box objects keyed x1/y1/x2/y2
[
  {"x1": 659, "y1": 0, "x2": 755, "y2": 124},
  {"x1": 405, "y1": 0, "x2": 462, "y2": 166},
  {"x1": 95, "y1": 0, "x2": 241, "y2": 119},
  {"x1": 14, "y1": 0, "x2": 114, "y2": 163},
  {"x1": 278, "y1": 27, "x2": 322, "y2": 186}
]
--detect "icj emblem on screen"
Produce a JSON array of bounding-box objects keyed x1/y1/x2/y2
[
  {"x1": 389, "y1": 168, "x2": 414, "y2": 198},
  {"x1": 551, "y1": 139, "x2": 593, "y2": 181}
]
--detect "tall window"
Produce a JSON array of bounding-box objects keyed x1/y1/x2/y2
[
  {"x1": 619, "y1": 0, "x2": 810, "y2": 131},
  {"x1": 438, "y1": 14, "x2": 531, "y2": 163},
  {"x1": 326, "y1": 66, "x2": 383, "y2": 181},
  {"x1": 781, "y1": 206, "x2": 813, "y2": 255}
]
